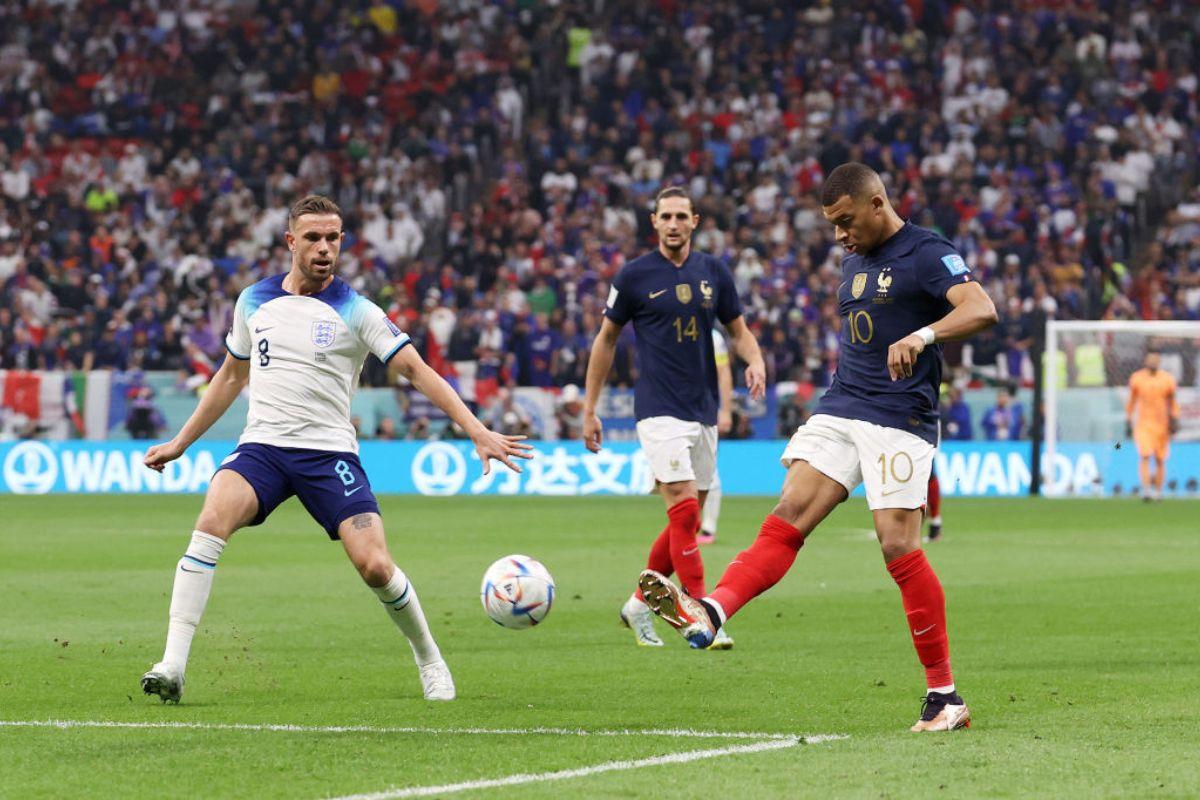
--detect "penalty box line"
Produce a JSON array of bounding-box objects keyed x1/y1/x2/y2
[
  {"x1": 326, "y1": 736, "x2": 849, "y2": 800},
  {"x1": 0, "y1": 719, "x2": 849, "y2": 799}
]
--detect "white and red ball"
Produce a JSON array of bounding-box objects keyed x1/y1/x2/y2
[{"x1": 480, "y1": 555, "x2": 555, "y2": 629}]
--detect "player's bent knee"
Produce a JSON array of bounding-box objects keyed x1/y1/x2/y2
[
  {"x1": 881, "y1": 540, "x2": 918, "y2": 563},
  {"x1": 771, "y1": 497, "x2": 803, "y2": 523},
  {"x1": 194, "y1": 512, "x2": 235, "y2": 541},
  {"x1": 660, "y1": 480, "x2": 697, "y2": 506},
  {"x1": 355, "y1": 554, "x2": 394, "y2": 587}
]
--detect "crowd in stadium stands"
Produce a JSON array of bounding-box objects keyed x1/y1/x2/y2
[{"x1": 0, "y1": 1, "x2": 1197, "y2": 441}]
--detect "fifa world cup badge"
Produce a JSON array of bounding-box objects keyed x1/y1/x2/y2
[
  {"x1": 675, "y1": 283, "x2": 693, "y2": 304},
  {"x1": 852, "y1": 272, "x2": 868, "y2": 298}
]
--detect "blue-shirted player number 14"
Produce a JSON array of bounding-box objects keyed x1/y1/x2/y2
[{"x1": 673, "y1": 315, "x2": 699, "y2": 343}]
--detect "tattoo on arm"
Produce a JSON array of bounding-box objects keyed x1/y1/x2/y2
[{"x1": 351, "y1": 513, "x2": 374, "y2": 530}]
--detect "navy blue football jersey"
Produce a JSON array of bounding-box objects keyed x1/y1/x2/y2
[
  {"x1": 815, "y1": 223, "x2": 974, "y2": 444},
  {"x1": 605, "y1": 250, "x2": 741, "y2": 425}
]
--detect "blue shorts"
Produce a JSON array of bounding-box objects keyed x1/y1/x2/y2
[{"x1": 216, "y1": 443, "x2": 380, "y2": 540}]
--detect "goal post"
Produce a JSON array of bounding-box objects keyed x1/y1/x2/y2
[{"x1": 1042, "y1": 319, "x2": 1200, "y2": 497}]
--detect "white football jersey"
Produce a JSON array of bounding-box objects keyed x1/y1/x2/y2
[
  {"x1": 225, "y1": 274, "x2": 409, "y2": 453},
  {"x1": 712, "y1": 328, "x2": 729, "y2": 366}
]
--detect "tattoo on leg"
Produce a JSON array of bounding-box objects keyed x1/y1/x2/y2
[{"x1": 351, "y1": 513, "x2": 373, "y2": 530}]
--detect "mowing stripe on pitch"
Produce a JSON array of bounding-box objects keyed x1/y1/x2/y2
[
  {"x1": 326, "y1": 737, "x2": 819, "y2": 800},
  {"x1": 0, "y1": 719, "x2": 849, "y2": 798},
  {"x1": 0, "y1": 719, "x2": 845, "y2": 742}
]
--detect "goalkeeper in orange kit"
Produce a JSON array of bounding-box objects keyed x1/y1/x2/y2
[{"x1": 1126, "y1": 350, "x2": 1180, "y2": 501}]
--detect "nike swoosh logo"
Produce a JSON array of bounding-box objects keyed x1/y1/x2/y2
[
  {"x1": 180, "y1": 566, "x2": 203, "y2": 574},
  {"x1": 649, "y1": 289, "x2": 668, "y2": 299},
  {"x1": 881, "y1": 488, "x2": 907, "y2": 497},
  {"x1": 914, "y1": 624, "x2": 936, "y2": 636},
  {"x1": 682, "y1": 546, "x2": 699, "y2": 556},
  {"x1": 344, "y1": 485, "x2": 364, "y2": 497},
  {"x1": 255, "y1": 326, "x2": 274, "y2": 333}
]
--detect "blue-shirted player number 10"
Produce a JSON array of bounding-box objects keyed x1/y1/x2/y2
[{"x1": 848, "y1": 310, "x2": 874, "y2": 344}]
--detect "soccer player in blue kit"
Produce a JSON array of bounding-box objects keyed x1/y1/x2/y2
[
  {"x1": 583, "y1": 187, "x2": 766, "y2": 649},
  {"x1": 139, "y1": 195, "x2": 531, "y2": 704},
  {"x1": 638, "y1": 164, "x2": 998, "y2": 731}
]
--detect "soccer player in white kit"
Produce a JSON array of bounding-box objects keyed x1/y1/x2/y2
[{"x1": 140, "y1": 195, "x2": 531, "y2": 703}]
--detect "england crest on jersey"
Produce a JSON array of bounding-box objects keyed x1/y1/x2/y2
[{"x1": 311, "y1": 320, "x2": 336, "y2": 348}]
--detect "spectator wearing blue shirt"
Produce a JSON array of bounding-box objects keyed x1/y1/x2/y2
[
  {"x1": 981, "y1": 388, "x2": 1024, "y2": 441},
  {"x1": 940, "y1": 386, "x2": 974, "y2": 440}
]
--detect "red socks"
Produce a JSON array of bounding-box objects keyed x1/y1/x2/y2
[
  {"x1": 927, "y1": 473, "x2": 941, "y2": 518},
  {"x1": 886, "y1": 549, "x2": 953, "y2": 690},
  {"x1": 708, "y1": 514, "x2": 805, "y2": 620},
  {"x1": 635, "y1": 524, "x2": 674, "y2": 602},
  {"x1": 635, "y1": 498, "x2": 705, "y2": 600},
  {"x1": 666, "y1": 497, "x2": 705, "y2": 597}
]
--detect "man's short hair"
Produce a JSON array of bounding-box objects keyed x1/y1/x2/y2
[
  {"x1": 289, "y1": 195, "x2": 343, "y2": 229},
  {"x1": 820, "y1": 162, "x2": 883, "y2": 206},
  {"x1": 653, "y1": 186, "x2": 695, "y2": 214}
]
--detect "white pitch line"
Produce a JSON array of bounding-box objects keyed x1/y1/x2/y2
[
  {"x1": 0, "y1": 719, "x2": 832, "y2": 741},
  {"x1": 0, "y1": 718, "x2": 849, "y2": 799},
  {"x1": 326, "y1": 737, "x2": 809, "y2": 800}
]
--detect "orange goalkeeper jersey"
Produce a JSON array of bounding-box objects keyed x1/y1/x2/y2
[{"x1": 1127, "y1": 368, "x2": 1179, "y2": 435}]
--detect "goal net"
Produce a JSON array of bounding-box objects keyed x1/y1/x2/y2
[{"x1": 1043, "y1": 320, "x2": 1200, "y2": 498}]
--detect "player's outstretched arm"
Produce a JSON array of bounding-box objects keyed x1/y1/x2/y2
[
  {"x1": 888, "y1": 282, "x2": 999, "y2": 381},
  {"x1": 144, "y1": 355, "x2": 251, "y2": 471},
  {"x1": 724, "y1": 315, "x2": 766, "y2": 400},
  {"x1": 390, "y1": 345, "x2": 532, "y2": 474},
  {"x1": 582, "y1": 318, "x2": 622, "y2": 452}
]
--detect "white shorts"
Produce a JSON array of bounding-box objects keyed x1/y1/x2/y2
[
  {"x1": 781, "y1": 414, "x2": 935, "y2": 510},
  {"x1": 636, "y1": 416, "x2": 718, "y2": 490}
]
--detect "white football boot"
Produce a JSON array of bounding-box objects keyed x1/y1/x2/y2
[
  {"x1": 620, "y1": 595, "x2": 664, "y2": 647},
  {"x1": 419, "y1": 660, "x2": 456, "y2": 701},
  {"x1": 910, "y1": 691, "x2": 971, "y2": 732},
  {"x1": 707, "y1": 626, "x2": 734, "y2": 650},
  {"x1": 141, "y1": 662, "x2": 185, "y2": 704}
]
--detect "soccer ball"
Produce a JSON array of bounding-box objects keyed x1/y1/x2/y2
[{"x1": 480, "y1": 555, "x2": 555, "y2": 629}]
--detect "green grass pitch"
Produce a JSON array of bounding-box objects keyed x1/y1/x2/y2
[{"x1": 1, "y1": 495, "x2": 1197, "y2": 798}]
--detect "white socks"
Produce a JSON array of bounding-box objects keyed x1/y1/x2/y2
[
  {"x1": 373, "y1": 567, "x2": 442, "y2": 667},
  {"x1": 701, "y1": 480, "x2": 722, "y2": 535},
  {"x1": 160, "y1": 540, "x2": 441, "y2": 673},
  {"x1": 161, "y1": 531, "x2": 226, "y2": 670}
]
